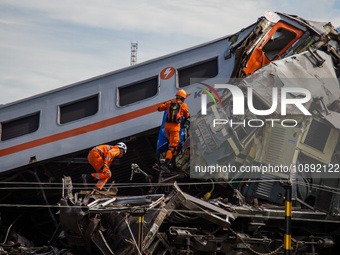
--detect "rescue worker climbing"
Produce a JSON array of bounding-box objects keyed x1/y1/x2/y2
[
  {"x1": 87, "y1": 142, "x2": 127, "y2": 190},
  {"x1": 158, "y1": 89, "x2": 190, "y2": 173}
]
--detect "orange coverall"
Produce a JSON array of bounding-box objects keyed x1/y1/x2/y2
[
  {"x1": 87, "y1": 145, "x2": 121, "y2": 190},
  {"x1": 158, "y1": 99, "x2": 190, "y2": 160}
]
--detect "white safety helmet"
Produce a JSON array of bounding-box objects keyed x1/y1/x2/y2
[{"x1": 116, "y1": 142, "x2": 127, "y2": 154}]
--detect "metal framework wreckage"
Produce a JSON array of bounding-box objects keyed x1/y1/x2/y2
[
  {"x1": 57, "y1": 12, "x2": 340, "y2": 255},
  {"x1": 1, "y1": 11, "x2": 340, "y2": 255},
  {"x1": 58, "y1": 177, "x2": 339, "y2": 255}
]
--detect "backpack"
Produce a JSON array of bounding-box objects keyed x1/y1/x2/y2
[{"x1": 166, "y1": 102, "x2": 183, "y2": 123}]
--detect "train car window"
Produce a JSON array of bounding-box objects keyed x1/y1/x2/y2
[
  {"x1": 1, "y1": 112, "x2": 40, "y2": 141},
  {"x1": 262, "y1": 28, "x2": 296, "y2": 61},
  {"x1": 59, "y1": 94, "x2": 99, "y2": 124},
  {"x1": 118, "y1": 77, "x2": 158, "y2": 106},
  {"x1": 178, "y1": 58, "x2": 218, "y2": 87}
]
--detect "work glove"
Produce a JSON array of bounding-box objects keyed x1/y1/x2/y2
[{"x1": 184, "y1": 117, "x2": 190, "y2": 129}]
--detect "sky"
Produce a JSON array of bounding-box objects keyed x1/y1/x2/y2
[{"x1": 1, "y1": 0, "x2": 340, "y2": 105}]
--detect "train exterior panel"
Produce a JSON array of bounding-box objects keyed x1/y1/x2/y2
[
  {"x1": 2, "y1": 11, "x2": 340, "y2": 255},
  {"x1": 1, "y1": 10, "x2": 336, "y2": 173},
  {"x1": 0, "y1": 28, "x2": 253, "y2": 172}
]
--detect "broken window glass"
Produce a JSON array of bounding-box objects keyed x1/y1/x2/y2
[{"x1": 262, "y1": 28, "x2": 296, "y2": 61}]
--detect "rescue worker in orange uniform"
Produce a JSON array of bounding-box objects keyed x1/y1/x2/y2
[
  {"x1": 158, "y1": 89, "x2": 190, "y2": 173},
  {"x1": 87, "y1": 142, "x2": 127, "y2": 190}
]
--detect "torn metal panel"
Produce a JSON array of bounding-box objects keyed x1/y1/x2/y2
[
  {"x1": 242, "y1": 49, "x2": 340, "y2": 115},
  {"x1": 88, "y1": 194, "x2": 164, "y2": 213},
  {"x1": 277, "y1": 12, "x2": 325, "y2": 35},
  {"x1": 143, "y1": 190, "x2": 188, "y2": 251},
  {"x1": 224, "y1": 202, "x2": 340, "y2": 223},
  {"x1": 59, "y1": 199, "x2": 88, "y2": 238},
  {"x1": 173, "y1": 182, "x2": 236, "y2": 227},
  {"x1": 321, "y1": 110, "x2": 340, "y2": 130},
  {"x1": 58, "y1": 199, "x2": 111, "y2": 254},
  {"x1": 143, "y1": 208, "x2": 168, "y2": 250}
]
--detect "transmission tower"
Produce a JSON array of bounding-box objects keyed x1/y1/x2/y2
[{"x1": 130, "y1": 42, "x2": 138, "y2": 66}]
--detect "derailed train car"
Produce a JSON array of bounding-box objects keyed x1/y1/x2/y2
[
  {"x1": 1, "y1": 11, "x2": 340, "y2": 255},
  {"x1": 55, "y1": 12, "x2": 340, "y2": 255}
]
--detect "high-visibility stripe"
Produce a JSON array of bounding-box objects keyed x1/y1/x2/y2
[
  {"x1": 96, "y1": 147, "x2": 104, "y2": 157},
  {"x1": 108, "y1": 149, "x2": 118, "y2": 157},
  {"x1": 100, "y1": 164, "x2": 107, "y2": 172},
  {"x1": 284, "y1": 234, "x2": 291, "y2": 249},
  {"x1": 0, "y1": 101, "x2": 160, "y2": 157},
  {"x1": 284, "y1": 184, "x2": 292, "y2": 255},
  {"x1": 285, "y1": 201, "x2": 292, "y2": 216}
]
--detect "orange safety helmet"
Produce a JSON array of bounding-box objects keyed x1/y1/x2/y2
[{"x1": 176, "y1": 89, "x2": 188, "y2": 99}]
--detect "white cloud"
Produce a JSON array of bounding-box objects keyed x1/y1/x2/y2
[
  {"x1": 1, "y1": 0, "x2": 269, "y2": 37},
  {"x1": 0, "y1": 0, "x2": 340, "y2": 104}
]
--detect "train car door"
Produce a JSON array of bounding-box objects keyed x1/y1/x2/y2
[{"x1": 244, "y1": 21, "x2": 304, "y2": 75}]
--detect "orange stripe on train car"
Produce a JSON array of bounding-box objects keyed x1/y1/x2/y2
[{"x1": 0, "y1": 103, "x2": 159, "y2": 157}]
